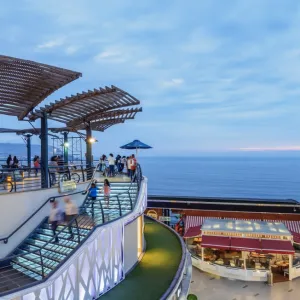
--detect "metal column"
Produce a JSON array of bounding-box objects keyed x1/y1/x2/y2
[
  {"x1": 40, "y1": 112, "x2": 49, "y2": 188},
  {"x1": 86, "y1": 123, "x2": 93, "y2": 180},
  {"x1": 25, "y1": 134, "x2": 32, "y2": 168},
  {"x1": 63, "y1": 132, "x2": 69, "y2": 164}
]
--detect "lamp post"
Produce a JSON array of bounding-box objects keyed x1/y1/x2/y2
[
  {"x1": 63, "y1": 132, "x2": 69, "y2": 164},
  {"x1": 40, "y1": 112, "x2": 49, "y2": 188}
]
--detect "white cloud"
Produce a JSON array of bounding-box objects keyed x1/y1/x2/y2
[
  {"x1": 65, "y1": 45, "x2": 79, "y2": 55},
  {"x1": 37, "y1": 37, "x2": 65, "y2": 49},
  {"x1": 161, "y1": 78, "x2": 184, "y2": 88}
]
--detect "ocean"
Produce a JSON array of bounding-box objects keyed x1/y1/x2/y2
[{"x1": 138, "y1": 156, "x2": 300, "y2": 201}]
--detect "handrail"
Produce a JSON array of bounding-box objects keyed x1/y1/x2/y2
[
  {"x1": 0, "y1": 164, "x2": 143, "y2": 295},
  {"x1": 0, "y1": 190, "x2": 84, "y2": 244},
  {"x1": 0, "y1": 163, "x2": 100, "y2": 244},
  {"x1": 144, "y1": 215, "x2": 189, "y2": 300}
]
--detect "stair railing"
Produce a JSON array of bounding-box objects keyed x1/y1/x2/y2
[
  {"x1": 0, "y1": 163, "x2": 100, "y2": 244},
  {"x1": 0, "y1": 164, "x2": 143, "y2": 296}
]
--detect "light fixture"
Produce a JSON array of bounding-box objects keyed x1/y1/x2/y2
[
  {"x1": 88, "y1": 137, "x2": 96, "y2": 143},
  {"x1": 64, "y1": 142, "x2": 69, "y2": 147}
]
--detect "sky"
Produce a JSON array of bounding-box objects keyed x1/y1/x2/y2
[{"x1": 1, "y1": 0, "x2": 300, "y2": 156}]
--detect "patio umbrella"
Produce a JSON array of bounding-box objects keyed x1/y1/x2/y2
[{"x1": 120, "y1": 139, "x2": 152, "y2": 158}]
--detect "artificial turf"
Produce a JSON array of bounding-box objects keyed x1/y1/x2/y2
[{"x1": 100, "y1": 218, "x2": 182, "y2": 300}]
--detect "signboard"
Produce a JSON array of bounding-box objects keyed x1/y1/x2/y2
[
  {"x1": 146, "y1": 210, "x2": 158, "y2": 220},
  {"x1": 159, "y1": 216, "x2": 171, "y2": 222},
  {"x1": 59, "y1": 179, "x2": 76, "y2": 193}
]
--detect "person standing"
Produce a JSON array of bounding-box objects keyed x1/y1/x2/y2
[
  {"x1": 127, "y1": 156, "x2": 132, "y2": 178},
  {"x1": 64, "y1": 196, "x2": 78, "y2": 240},
  {"x1": 49, "y1": 156, "x2": 58, "y2": 185},
  {"x1": 49, "y1": 200, "x2": 63, "y2": 243},
  {"x1": 121, "y1": 156, "x2": 126, "y2": 173},
  {"x1": 89, "y1": 182, "x2": 97, "y2": 217},
  {"x1": 100, "y1": 179, "x2": 111, "y2": 208},
  {"x1": 108, "y1": 154, "x2": 115, "y2": 177},
  {"x1": 33, "y1": 156, "x2": 40, "y2": 176},
  {"x1": 116, "y1": 154, "x2": 121, "y2": 172},
  {"x1": 131, "y1": 154, "x2": 137, "y2": 180},
  {"x1": 6, "y1": 155, "x2": 12, "y2": 168}
]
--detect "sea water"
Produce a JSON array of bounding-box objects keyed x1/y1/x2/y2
[{"x1": 139, "y1": 156, "x2": 300, "y2": 201}]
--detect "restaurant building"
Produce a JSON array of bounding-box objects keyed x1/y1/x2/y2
[{"x1": 184, "y1": 218, "x2": 300, "y2": 283}]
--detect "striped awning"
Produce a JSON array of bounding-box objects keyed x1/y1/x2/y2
[
  {"x1": 183, "y1": 225, "x2": 201, "y2": 238},
  {"x1": 184, "y1": 215, "x2": 300, "y2": 235}
]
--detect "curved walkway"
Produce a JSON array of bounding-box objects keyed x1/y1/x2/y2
[
  {"x1": 100, "y1": 218, "x2": 182, "y2": 300},
  {"x1": 189, "y1": 267, "x2": 300, "y2": 300}
]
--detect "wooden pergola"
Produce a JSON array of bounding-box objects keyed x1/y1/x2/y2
[
  {"x1": 29, "y1": 85, "x2": 141, "y2": 123},
  {"x1": 0, "y1": 55, "x2": 142, "y2": 186},
  {"x1": 0, "y1": 55, "x2": 81, "y2": 120}
]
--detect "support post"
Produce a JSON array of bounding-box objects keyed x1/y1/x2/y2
[
  {"x1": 63, "y1": 132, "x2": 69, "y2": 164},
  {"x1": 201, "y1": 247, "x2": 204, "y2": 261},
  {"x1": 86, "y1": 123, "x2": 93, "y2": 180},
  {"x1": 25, "y1": 134, "x2": 32, "y2": 168},
  {"x1": 40, "y1": 112, "x2": 49, "y2": 188},
  {"x1": 289, "y1": 254, "x2": 292, "y2": 281}
]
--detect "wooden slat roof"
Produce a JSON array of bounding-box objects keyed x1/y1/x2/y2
[
  {"x1": 29, "y1": 85, "x2": 141, "y2": 123},
  {"x1": 0, "y1": 55, "x2": 81, "y2": 120},
  {"x1": 67, "y1": 108, "x2": 142, "y2": 132}
]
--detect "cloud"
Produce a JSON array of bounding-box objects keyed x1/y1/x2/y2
[
  {"x1": 37, "y1": 37, "x2": 65, "y2": 49},
  {"x1": 2, "y1": 0, "x2": 300, "y2": 153},
  {"x1": 65, "y1": 45, "x2": 79, "y2": 55},
  {"x1": 161, "y1": 78, "x2": 184, "y2": 88}
]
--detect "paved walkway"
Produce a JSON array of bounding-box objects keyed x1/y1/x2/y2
[
  {"x1": 100, "y1": 218, "x2": 182, "y2": 300},
  {"x1": 189, "y1": 267, "x2": 300, "y2": 300}
]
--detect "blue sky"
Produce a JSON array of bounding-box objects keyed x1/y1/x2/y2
[{"x1": 1, "y1": 0, "x2": 300, "y2": 156}]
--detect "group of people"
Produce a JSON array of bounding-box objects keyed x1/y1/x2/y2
[
  {"x1": 6, "y1": 154, "x2": 19, "y2": 168},
  {"x1": 48, "y1": 179, "x2": 111, "y2": 243},
  {"x1": 99, "y1": 154, "x2": 137, "y2": 179}
]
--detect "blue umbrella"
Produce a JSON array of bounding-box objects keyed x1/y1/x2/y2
[{"x1": 120, "y1": 139, "x2": 152, "y2": 158}]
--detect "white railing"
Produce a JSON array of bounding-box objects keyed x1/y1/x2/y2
[{"x1": 2, "y1": 178, "x2": 148, "y2": 300}]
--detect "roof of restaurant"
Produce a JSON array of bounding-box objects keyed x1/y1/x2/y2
[
  {"x1": 202, "y1": 218, "x2": 291, "y2": 236},
  {"x1": 0, "y1": 55, "x2": 81, "y2": 120},
  {"x1": 29, "y1": 85, "x2": 141, "y2": 125}
]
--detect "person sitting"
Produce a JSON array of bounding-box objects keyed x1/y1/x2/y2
[{"x1": 12, "y1": 156, "x2": 19, "y2": 168}]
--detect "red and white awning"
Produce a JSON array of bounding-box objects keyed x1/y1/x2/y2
[
  {"x1": 183, "y1": 225, "x2": 201, "y2": 238},
  {"x1": 231, "y1": 237, "x2": 261, "y2": 252},
  {"x1": 185, "y1": 215, "x2": 300, "y2": 234},
  {"x1": 261, "y1": 239, "x2": 295, "y2": 254},
  {"x1": 201, "y1": 235, "x2": 230, "y2": 250}
]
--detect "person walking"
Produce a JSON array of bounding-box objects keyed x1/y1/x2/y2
[
  {"x1": 89, "y1": 182, "x2": 98, "y2": 217},
  {"x1": 49, "y1": 200, "x2": 63, "y2": 243},
  {"x1": 64, "y1": 196, "x2": 78, "y2": 240},
  {"x1": 108, "y1": 154, "x2": 115, "y2": 177}
]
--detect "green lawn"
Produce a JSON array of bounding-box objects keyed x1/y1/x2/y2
[{"x1": 100, "y1": 218, "x2": 182, "y2": 300}]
